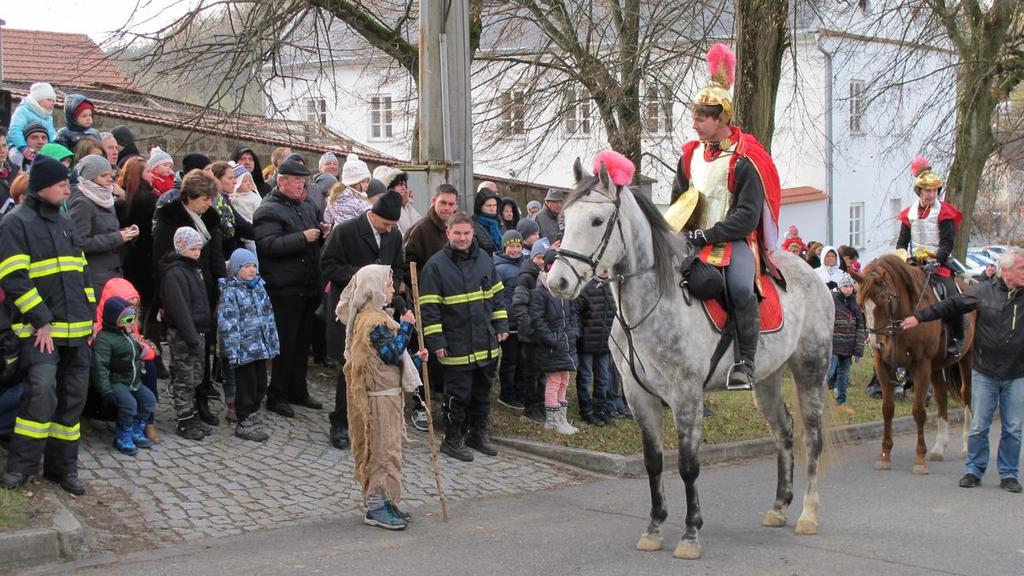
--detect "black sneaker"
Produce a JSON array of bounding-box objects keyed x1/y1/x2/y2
[
  {"x1": 387, "y1": 501, "x2": 411, "y2": 521},
  {"x1": 177, "y1": 417, "x2": 206, "y2": 441},
  {"x1": 329, "y1": 425, "x2": 350, "y2": 450},
  {"x1": 999, "y1": 478, "x2": 1022, "y2": 493},
  {"x1": 581, "y1": 412, "x2": 605, "y2": 427},
  {"x1": 958, "y1": 473, "x2": 981, "y2": 488},
  {"x1": 521, "y1": 407, "x2": 547, "y2": 424},
  {"x1": 496, "y1": 396, "x2": 525, "y2": 411},
  {"x1": 364, "y1": 506, "x2": 407, "y2": 530}
]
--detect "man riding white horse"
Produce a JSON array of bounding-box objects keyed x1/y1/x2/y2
[
  {"x1": 664, "y1": 43, "x2": 782, "y2": 390},
  {"x1": 895, "y1": 157, "x2": 964, "y2": 356}
]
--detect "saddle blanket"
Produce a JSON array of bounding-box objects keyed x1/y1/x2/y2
[{"x1": 702, "y1": 274, "x2": 784, "y2": 334}]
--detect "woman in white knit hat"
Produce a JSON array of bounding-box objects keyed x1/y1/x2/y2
[{"x1": 324, "y1": 154, "x2": 372, "y2": 227}]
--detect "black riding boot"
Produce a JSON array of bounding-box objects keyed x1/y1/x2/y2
[
  {"x1": 947, "y1": 314, "x2": 965, "y2": 357},
  {"x1": 728, "y1": 296, "x2": 760, "y2": 390}
]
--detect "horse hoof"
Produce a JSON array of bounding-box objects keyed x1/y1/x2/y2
[
  {"x1": 761, "y1": 510, "x2": 787, "y2": 528},
  {"x1": 927, "y1": 452, "x2": 944, "y2": 461},
  {"x1": 874, "y1": 460, "x2": 892, "y2": 470},
  {"x1": 673, "y1": 541, "x2": 702, "y2": 559},
  {"x1": 913, "y1": 464, "x2": 929, "y2": 475},
  {"x1": 795, "y1": 517, "x2": 818, "y2": 535},
  {"x1": 636, "y1": 533, "x2": 664, "y2": 551}
]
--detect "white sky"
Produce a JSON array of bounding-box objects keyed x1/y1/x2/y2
[{"x1": 1, "y1": 0, "x2": 191, "y2": 43}]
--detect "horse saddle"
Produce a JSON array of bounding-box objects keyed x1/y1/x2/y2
[{"x1": 702, "y1": 275, "x2": 785, "y2": 334}]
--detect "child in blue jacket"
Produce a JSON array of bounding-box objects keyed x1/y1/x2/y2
[{"x1": 218, "y1": 249, "x2": 280, "y2": 442}]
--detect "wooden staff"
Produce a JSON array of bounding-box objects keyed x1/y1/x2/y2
[{"x1": 409, "y1": 262, "x2": 450, "y2": 522}]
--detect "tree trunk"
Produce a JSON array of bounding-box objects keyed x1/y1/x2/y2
[
  {"x1": 946, "y1": 64, "x2": 999, "y2": 259},
  {"x1": 731, "y1": 0, "x2": 789, "y2": 152}
]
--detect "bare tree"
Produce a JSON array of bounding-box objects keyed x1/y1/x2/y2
[{"x1": 929, "y1": 0, "x2": 1024, "y2": 257}]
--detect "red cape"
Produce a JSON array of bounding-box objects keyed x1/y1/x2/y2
[
  {"x1": 898, "y1": 201, "x2": 963, "y2": 229},
  {"x1": 681, "y1": 126, "x2": 781, "y2": 250}
]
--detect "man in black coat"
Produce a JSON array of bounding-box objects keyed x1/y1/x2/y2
[
  {"x1": 320, "y1": 187, "x2": 405, "y2": 449},
  {"x1": 253, "y1": 160, "x2": 324, "y2": 418},
  {"x1": 576, "y1": 278, "x2": 616, "y2": 425}
]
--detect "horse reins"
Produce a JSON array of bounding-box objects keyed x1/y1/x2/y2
[
  {"x1": 864, "y1": 268, "x2": 935, "y2": 384},
  {"x1": 554, "y1": 188, "x2": 663, "y2": 400}
]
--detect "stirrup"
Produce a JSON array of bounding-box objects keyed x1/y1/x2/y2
[{"x1": 725, "y1": 362, "x2": 753, "y2": 391}]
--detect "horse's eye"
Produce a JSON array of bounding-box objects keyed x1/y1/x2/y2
[{"x1": 591, "y1": 217, "x2": 604, "y2": 227}]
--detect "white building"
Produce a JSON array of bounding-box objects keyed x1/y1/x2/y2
[{"x1": 265, "y1": 2, "x2": 956, "y2": 262}]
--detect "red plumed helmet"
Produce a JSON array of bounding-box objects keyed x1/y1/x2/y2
[
  {"x1": 707, "y1": 43, "x2": 736, "y2": 88},
  {"x1": 910, "y1": 156, "x2": 931, "y2": 177},
  {"x1": 593, "y1": 150, "x2": 635, "y2": 187}
]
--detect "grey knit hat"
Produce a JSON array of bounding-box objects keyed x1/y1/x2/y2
[{"x1": 77, "y1": 154, "x2": 112, "y2": 181}]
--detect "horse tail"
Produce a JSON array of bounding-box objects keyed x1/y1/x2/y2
[{"x1": 790, "y1": 373, "x2": 842, "y2": 478}]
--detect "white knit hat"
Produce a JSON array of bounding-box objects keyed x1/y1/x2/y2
[
  {"x1": 147, "y1": 147, "x2": 173, "y2": 169},
  {"x1": 341, "y1": 154, "x2": 371, "y2": 187},
  {"x1": 29, "y1": 82, "x2": 57, "y2": 102}
]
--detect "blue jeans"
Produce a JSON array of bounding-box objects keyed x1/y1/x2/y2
[
  {"x1": 965, "y1": 371, "x2": 1024, "y2": 481},
  {"x1": 577, "y1": 352, "x2": 611, "y2": 417},
  {"x1": 827, "y1": 355, "x2": 853, "y2": 405},
  {"x1": 109, "y1": 385, "x2": 157, "y2": 427}
]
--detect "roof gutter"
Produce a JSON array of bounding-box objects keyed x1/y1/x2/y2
[{"x1": 817, "y1": 32, "x2": 835, "y2": 246}]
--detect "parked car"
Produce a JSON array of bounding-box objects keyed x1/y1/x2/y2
[{"x1": 977, "y1": 245, "x2": 1007, "y2": 261}]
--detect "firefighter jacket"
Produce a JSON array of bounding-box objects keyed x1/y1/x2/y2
[
  {"x1": 419, "y1": 240, "x2": 509, "y2": 369},
  {"x1": 0, "y1": 191, "x2": 96, "y2": 345}
]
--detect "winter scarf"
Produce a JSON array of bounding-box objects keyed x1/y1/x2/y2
[
  {"x1": 476, "y1": 213, "x2": 503, "y2": 253},
  {"x1": 77, "y1": 179, "x2": 116, "y2": 210},
  {"x1": 185, "y1": 204, "x2": 212, "y2": 242}
]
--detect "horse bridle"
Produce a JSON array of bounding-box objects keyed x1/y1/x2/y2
[
  {"x1": 865, "y1": 269, "x2": 933, "y2": 385},
  {"x1": 553, "y1": 186, "x2": 662, "y2": 399}
]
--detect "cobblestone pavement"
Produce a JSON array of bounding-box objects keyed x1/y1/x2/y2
[{"x1": 72, "y1": 366, "x2": 588, "y2": 548}]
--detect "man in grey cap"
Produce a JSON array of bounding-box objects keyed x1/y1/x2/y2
[
  {"x1": 526, "y1": 200, "x2": 542, "y2": 220},
  {"x1": 535, "y1": 188, "x2": 564, "y2": 242}
]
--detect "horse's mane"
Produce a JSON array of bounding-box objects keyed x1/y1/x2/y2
[
  {"x1": 565, "y1": 177, "x2": 683, "y2": 295},
  {"x1": 860, "y1": 254, "x2": 925, "y2": 315}
]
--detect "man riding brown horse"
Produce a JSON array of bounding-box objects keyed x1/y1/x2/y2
[{"x1": 895, "y1": 156, "x2": 964, "y2": 357}]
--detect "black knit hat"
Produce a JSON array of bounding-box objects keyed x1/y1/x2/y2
[
  {"x1": 372, "y1": 190, "x2": 403, "y2": 222},
  {"x1": 182, "y1": 153, "x2": 211, "y2": 174},
  {"x1": 29, "y1": 155, "x2": 70, "y2": 192}
]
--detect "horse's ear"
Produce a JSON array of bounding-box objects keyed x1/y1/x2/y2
[
  {"x1": 597, "y1": 162, "x2": 613, "y2": 192},
  {"x1": 573, "y1": 157, "x2": 587, "y2": 183}
]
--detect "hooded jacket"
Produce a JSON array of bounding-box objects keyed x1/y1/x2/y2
[
  {"x1": 217, "y1": 275, "x2": 280, "y2": 367},
  {"x1": 230, "y1": 146, "x2": 271, "y2": 197},
  {"x1": 472, "y1": 190, "x2": 504, "y2": 256},
  {"x1": 8, "y1": 96, "x2": 58, "y2": 151},
  {"x1": 91, "y1": 298, "x2": 144, "y2": 396},
  {"x1": 94, "y1": 278, "x2": 156, "y2": 361},
  {"x1": 55, "y1": 95, "x2": 102, "y2": 151},
  {"x1": 500, "y1": 197, "x2": 521, "y2": 231},
  {"x1": 159, "y1": 252, "x2": 212, "y2": 348},
  {"x1": 815, "y1": 246, "x2": 844, "y2": 288},
  {"x1": 111, "y1": 126, "x2": 141, "y2": 168},
  {"x1": 530, "y1": 271, "x2": 580, "y2": 373}
]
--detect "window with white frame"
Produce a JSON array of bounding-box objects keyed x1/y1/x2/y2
[
  {"x1": 849, "y1": 202, "x2": 865, "y2": 249},
  {"x1": 500, "y1": 90, "x2": 526, "y2": 137},
  {"x1": 644, "y1": 85, "x2": 673, "y2": 134},
  {"x1": 563, "y1": 89, "x2": 591, "y2": 135},
  {"x1": 306, "y1": 97, "x2": 326, "y2": 125},
  {"x1": 370, "y1": 95, "x2": 393, "y2": 139},
  {"x1": 849, "y1": 80, "x2": 866, "y2": 134}
]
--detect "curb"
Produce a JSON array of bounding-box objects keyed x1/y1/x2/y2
[
  {"x1": 0, "y1": 492, "x2": 88, "y2": 570},
  {"x1": 495, "y1": 409, "x2": 964, "y2": 478}
]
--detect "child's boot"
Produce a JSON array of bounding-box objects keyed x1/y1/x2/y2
[
  {"x1": 552, "y1": 408, "x2": 577, "y2": 436},
  {"x1": 544, "y1": 407, "x2": 559, "y2": 431},
  {"x1": 113, "y1": 424, "x2": 139, "y2": 455},
  {"x1": 130, "y1": 419, "x2": 153, "y2": 449},
  {"x1": 559, "y1": 404, "x2": 579, "y2": 434},
  {"x1": 235, "y1": 412, "x2": 270, "y2": 442}
]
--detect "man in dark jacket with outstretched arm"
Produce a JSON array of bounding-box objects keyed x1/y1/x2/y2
[
  {"x1": 0, "y1": 156, "x2": 95, "y2": 495},
  {"x1": 901, "y1": 246, "x2": 1024, "y2": 493},
  {"x1": 419, "y1": 212, "x2": 508, "y2": 462}
]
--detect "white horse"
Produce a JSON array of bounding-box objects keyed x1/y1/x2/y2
[{"x1": 547, "y1": 157, "x2": 835, "y2": 559}]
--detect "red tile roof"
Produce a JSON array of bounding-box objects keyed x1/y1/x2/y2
[
  {"x1": 1, "y1": 28, "x2": 136, "y2": 90},
  {"x1": 781, "y1": 186, "x2": 827, "y2": 205}
]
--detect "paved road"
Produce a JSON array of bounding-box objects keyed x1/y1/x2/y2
[{"x1": 21, "y1": 426, "x2": 1023, "y2": 576}]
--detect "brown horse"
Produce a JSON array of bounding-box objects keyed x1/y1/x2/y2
[{"x1": 853, "y1": 255, "x2": 974, "y2": 474}]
